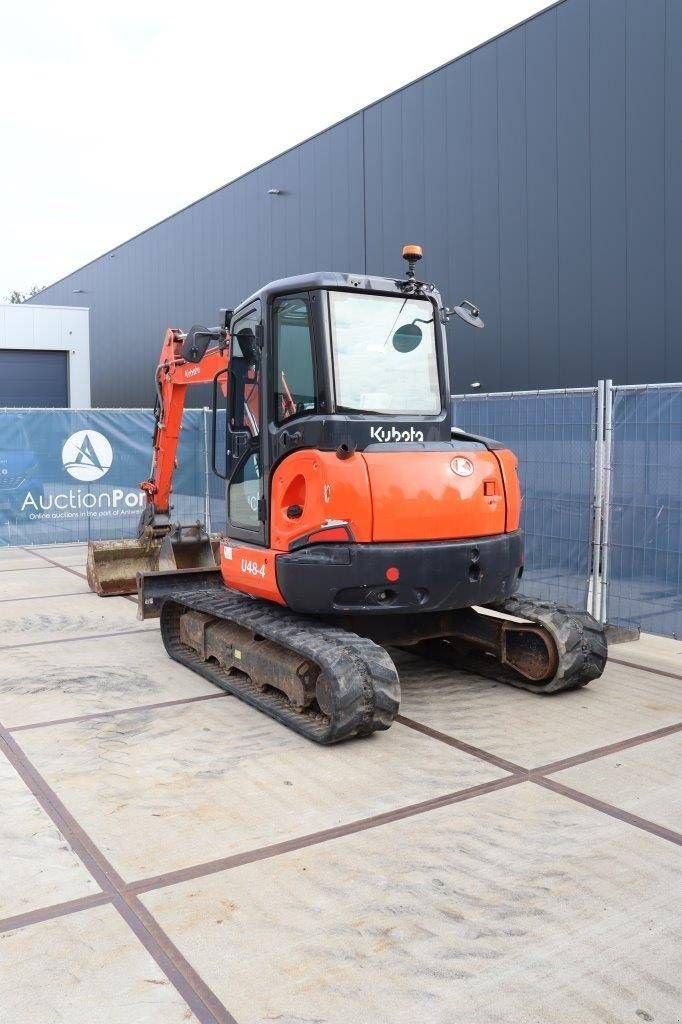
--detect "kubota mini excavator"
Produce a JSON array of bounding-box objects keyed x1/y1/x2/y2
[{"x1": 87, "y1": 246, "x2": 607, "y2": 742}]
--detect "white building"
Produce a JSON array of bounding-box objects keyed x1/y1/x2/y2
[{"x1": 0, "y1": 304, "x2": 90, "y2": 408}]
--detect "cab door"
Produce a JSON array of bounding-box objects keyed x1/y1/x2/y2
[{"x1": 224, "y1": 300, "x2": 266, "y2": 546}]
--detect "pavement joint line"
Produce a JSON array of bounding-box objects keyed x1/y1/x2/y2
[
  {"x1": 129, "y1": 774, "x2": 525, "y2": 895},
  {"x1": 0, "y1": 564, "x2": 69, "y2": 573},
  {"x1": 20, "y1": 547, "x2": 88, "y2": 581},
  {"x1": 398, "y1": 715, "x2": 682, "y2": 780},
  {"x1": 23, "y1": 545, "x2": 139, "y2": 605},
  {"x1": 534, "y1": 776, "x2": 682, "y2": 846},
  {"x1": 0, "y1": 721, "x2": 237, "y2": 1024},
  {"x1": 396, "y1": 715, "x2": 527, "y2": 773},
  {"x1": 534, "y1": 721, "x2": 682, "y2": 775},
  {"x1": 0, "y1": 628, "x2": 153, "y2": 652},
  {"x1": 0, "y1": 773, "x2": 526, "y2": 938},
  {"x1": 4, "y1": 742, "x2": 681, "y2": 942},
  {"x1": 0, "y1": 590, "x2": 88, "y2": 605},
  {"x1": 0, "y1": 892, "x2": 111, "y2": 935},
  {"x1": 608, "y1": 656, "x2": 682, "y2": 683},
  {"x1": 9, "y1": 691, "x2": 230, "y2": 733}
]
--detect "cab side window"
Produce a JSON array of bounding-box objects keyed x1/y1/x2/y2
[{"x1": 274, "y1": 297, "x2": 316, "y2": 423}]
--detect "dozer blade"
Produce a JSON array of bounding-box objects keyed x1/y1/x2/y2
[{"x1": 86, "y1": 538, "x2": 164, "y2": 597}]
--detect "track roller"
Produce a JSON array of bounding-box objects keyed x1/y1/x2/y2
[{"x1": 159, "y1": 589, "x2": 400, "y2": 743}]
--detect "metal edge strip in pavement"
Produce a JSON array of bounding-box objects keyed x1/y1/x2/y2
[
  {"x1": 127, "y1": 774, "x2": 524, "y2": 894},
  {"x1": 535, "y1": 777, "x2": 682, "y2": 847},
  {"x1": 608, "y1": 657, "x2": 682, "y2": 683},
  {"x1": 534, "y1": 722, "x2": 682, "y2": 775},
  {"x1": 400, "y1": 713, "x2": 682, "y2": 782},
  {"x1": 1, "y1": 721, "x2": 681, "y2": 938},
  {"x1": 20, "y1": 546, "x2": 88, "y2": 581},
  {"x1": 9, "y1": 692, "x2": 230, "y2": 733},
  {"x1": 23, "y1": 546, "x2": 138, "y2": 605},
  {"x1": 396, "y1": 715, "x2": 527, "y2": 773},
  {"x1": 0, "y1": 565, "x2": 75, "y2": 573},
  {"x1": 0, "y1": 590, "x2": 88, "y2": 604},
  {"x1": 0, "y1": 892, "x2": 110, "y2": 935},
  {"x1": 0, "y1": 721, "x2": 237, "y2": 1024},
  {"x1": 0, "y1": 628, "x2": 152, "y2": 652}
]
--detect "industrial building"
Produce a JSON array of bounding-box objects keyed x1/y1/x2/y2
[
  {"x1": 0, "y1": 304, "x2": 90, "y2": 407},
  {"x1": 28, "y1": 0, "x2": 682, "y2": 408}
]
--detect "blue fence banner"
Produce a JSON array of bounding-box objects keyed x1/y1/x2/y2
[
  {"x1": 3, "y1": 390, "x2": 681, "y2": 639},
  {"x1": 0, "y1": 409, "x2": 206, "y2": 547}
]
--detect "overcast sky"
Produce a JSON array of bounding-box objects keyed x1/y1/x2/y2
[{"x1": 1, "y1": 0, "x2": 548, "y2": 300}]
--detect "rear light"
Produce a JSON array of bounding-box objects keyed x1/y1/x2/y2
[
  {"x1": 289, "y1": 520, "x2": 355, "y2": 551},
  {"x1": 308, "y1": 526, "x2": 352, "y2": 544},
  {"x1": 385, "y1": 566, "x2": 400, "y2": 582}
]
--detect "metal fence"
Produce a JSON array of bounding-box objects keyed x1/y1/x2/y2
[
  {"x1": 607, "y1": 384, "x2": 682, "y2": 637},
  {"x1": 454, "y1": 382, "x2": 682, "y2": 639},
  {"x1": 1, "y1": 387, "x2": 680, "y2": 638},
  {"x1": 453, "y1": 388, "x2": 597, "y2": 613}
]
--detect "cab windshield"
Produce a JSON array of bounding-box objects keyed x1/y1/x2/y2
[{"x1": 329, "y1": 292, "x2": 441, "y2": 415}]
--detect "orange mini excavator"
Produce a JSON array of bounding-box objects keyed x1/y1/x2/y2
[{"x1": 87, "y1": 246, "x2": 607, "y2": 742}]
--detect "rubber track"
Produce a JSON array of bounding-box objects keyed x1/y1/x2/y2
[
  {"x1": 159, "y1": 589, "x2": 400, "y2": 743},
  {"x1": 410, "y1": 594, "x2": 608, "y2": 694}
]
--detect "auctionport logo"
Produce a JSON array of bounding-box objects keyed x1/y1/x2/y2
[
  {"x1": 61, "y1": 430, "x2": 113, "y2": 482},
  {"x1": 19, "y1": 427, "x2": 142, "y2": 519}
]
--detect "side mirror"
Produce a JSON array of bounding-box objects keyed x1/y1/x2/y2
[
  {"x1": 392, "y1": 322, "x2": 423, "y2": 353},
  {"x1": 448, "y1": 300, "x2": 485, "y2": 329},
  {"x1": 235, "y1": 326, "x2": 259, "y2": 365}
]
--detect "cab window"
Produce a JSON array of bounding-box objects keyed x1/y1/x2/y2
[{"x1": 274, "y1": 296, "x2": 316, "y2": 423}]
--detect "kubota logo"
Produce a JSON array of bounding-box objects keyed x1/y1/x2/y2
[
  {"x1": 61, "y1": 430, "x2": 113, "y2": 482},
  {"x1": 451, "y1": 457, "x2": 474, "y2": 477},
  {"x1": 370, "y1": 425, "x2": 425, "y2": 443}
]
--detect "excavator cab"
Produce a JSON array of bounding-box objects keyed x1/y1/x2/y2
[{"x1": 201, "y1": 264, "x2": 525, "y2": 622}]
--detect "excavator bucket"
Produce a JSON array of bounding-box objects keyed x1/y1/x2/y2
[
  {"x1": 86, "y1": 537, "x2": 163, "y2": 597},
  {"x1": 87, "y1": 525, "x2": 219, "y2": 597},
  {"x1": 158, "y1": 528, "x2": 220, "y2": 572}
]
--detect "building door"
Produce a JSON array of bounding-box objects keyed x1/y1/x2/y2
[{"x1": 0, "y1": 349, "x2": 68, "y2": 407}]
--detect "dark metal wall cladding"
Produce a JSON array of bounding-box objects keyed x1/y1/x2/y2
[{"x1": 29, "y1": 0, "x2": 682, "y2": 407}]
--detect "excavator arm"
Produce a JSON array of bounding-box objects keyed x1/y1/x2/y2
[
  {"x1": 86, "y1": 323, "x2": 230, "y2": 596},
  {"x1": 139, "y1": 327, "x2": 229, "y2": 533}
]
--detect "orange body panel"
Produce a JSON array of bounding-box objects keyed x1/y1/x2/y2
[
  {"x1": 362, "y1": 450, "x2": 507, "y2": 542},
  {"x1": 494, "y1": 449, "x2": 522, "y2": 531},
  {"x1": 220, "y1": 541, "x2": 285, "y2": 604},
  {"x1": 270, "y1": 450, "x2": 373, "y2": 551},
  {"x1": 263, "y1": 445, "x2": 519, "y2": 555}
]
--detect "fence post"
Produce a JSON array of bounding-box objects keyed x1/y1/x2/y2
[
  {"x1": 202, "y1": 407, "x2": 212, "y2": 533},
  {"x1": 598, "y1": 380, "x2": 614, "y2": 623},
  {"x1": 589, "y1": 381, "x2": 606, "y2": 618}
]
